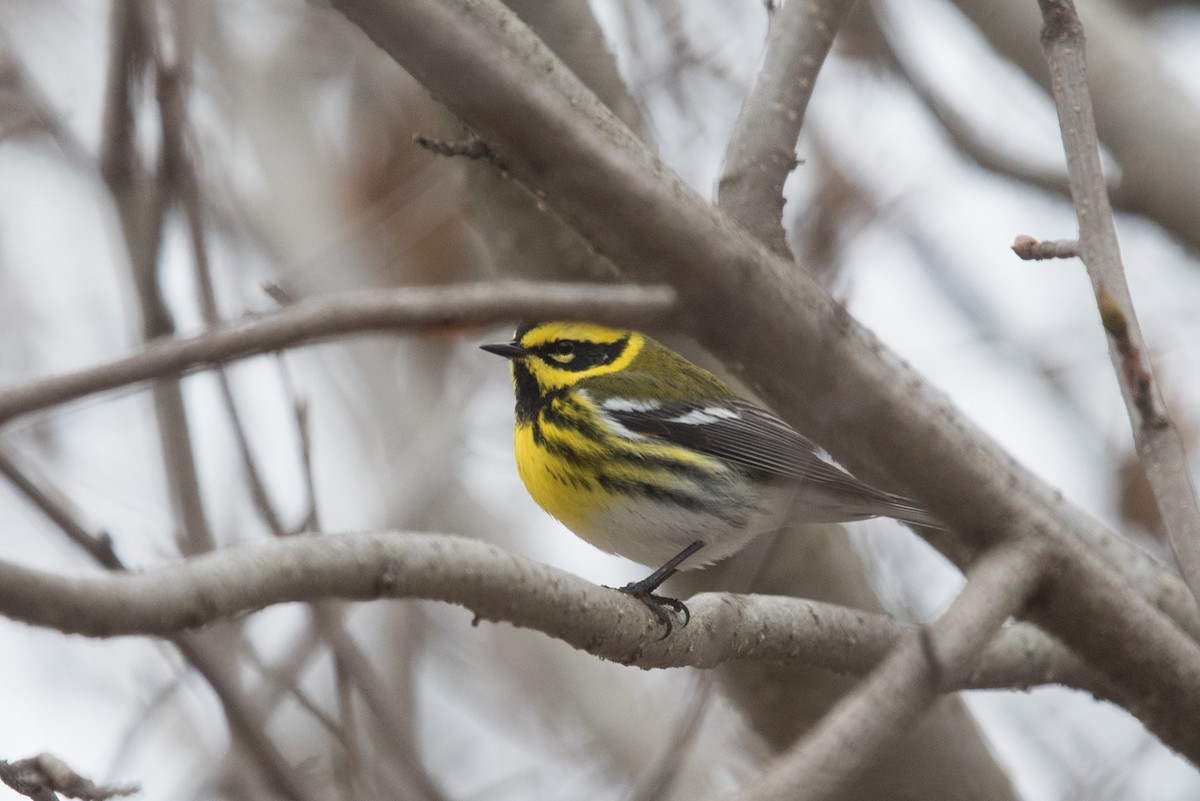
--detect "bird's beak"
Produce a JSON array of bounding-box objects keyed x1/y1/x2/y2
[{"x1": 480, "y1": 341, "x2": 531, "y2": 359}]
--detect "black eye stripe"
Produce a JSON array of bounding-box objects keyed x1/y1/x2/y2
[{"x1": 535, "y1": 336, "x2": 629, "y2": 372}]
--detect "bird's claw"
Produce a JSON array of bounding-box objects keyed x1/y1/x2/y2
[{"x1": 615, "y1": 582, "x2": 690, "y2": 639}]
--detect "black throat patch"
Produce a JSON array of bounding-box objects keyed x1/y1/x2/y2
[{"x1": 512, "y1": 361, "x2": 551, "y2": 422}]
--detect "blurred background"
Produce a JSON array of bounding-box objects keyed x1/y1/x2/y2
[{"x1": 2, "y1": 1, "x2": 1200, "y2": 799}]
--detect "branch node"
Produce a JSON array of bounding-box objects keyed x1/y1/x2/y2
[
  {"x1": 1096, "y1": 286, "x2": 1164, "y2": 428},
  {"x1": 1037, "y1": 0, "x2": 1085, "y2": 44},
  {"x1": 1095, "y1": 285, "x2": 1127, "y2": 339}
]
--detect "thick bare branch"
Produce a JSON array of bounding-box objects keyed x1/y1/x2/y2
[
  {"x1": 0, "y1": 531, "x2": 1102, "y2": 694},
  {"x1": 733, "y1": 539, "x2": 1047, "y2": 801},
  {"x1": 1027, "y1": 539, "x2": 1200, "y2": 761},
  {"x1": 0, "y1": 282, "x2": 674, "y2": 425},
  {"x1": 1036, "y1": 0, "x2": 1200, "y2": 610},
  {"x1": 718, "y1": 0, "x2": 857, "y2": 258}
]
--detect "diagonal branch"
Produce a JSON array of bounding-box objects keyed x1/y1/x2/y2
[
  {"x1": 718, "y1": 0, "x2": 857, "y2": 258},
  {"x1": 0, "y1": 282, "x2": 674, "y2": 425},
  {"x1": 1035, "y1": 0, "x2": 1200, "y2": 610}
]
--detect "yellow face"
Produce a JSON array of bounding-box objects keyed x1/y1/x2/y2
[{"x1": 509, "y1": 322, "x2": 645, "y2": 394}]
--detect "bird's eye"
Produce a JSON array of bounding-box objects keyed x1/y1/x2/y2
[{"x1": 554, "y1": 341, "x2": 576, "y2": 357}]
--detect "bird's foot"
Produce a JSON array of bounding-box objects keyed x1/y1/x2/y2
[{"x1": 615, "y1": 579, "x2": 690, "y2": 639}]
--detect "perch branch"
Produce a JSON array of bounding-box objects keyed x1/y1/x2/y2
[{"x1": 0, "y1": 532, "x2": 1104, "y2": 695}]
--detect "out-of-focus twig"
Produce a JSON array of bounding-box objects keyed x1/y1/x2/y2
[
  {"x1": 872, "y1": 2, "x2": 1076, "y2": 200},
  {"x1": 168, "y1": 104, "x2": 453, "y2": 791},
  {"x1": 625, "y1": 671, "x2": 717, "y2": 801},
  {"x1": 171, "y1": 634, "x2": 320, "y2": 801},
  {"x1": 99, "y1": 1, "x2": 214, "y2": 556},
  {"x1": 718, "y1": 0, "x2": 857, "y2": 258},
  {"x1": 0, "y1": 445, "x2": 122, "y2": 569},
  {"x1": 0, "y1": 282, "x2": 675, "y2": 426},
  {"x1": 0, "y1": 753, "x2": 137, "y2": 801},
  {"x1": 1036, "y1": 0, "x2": 1200, "y2": 611}
]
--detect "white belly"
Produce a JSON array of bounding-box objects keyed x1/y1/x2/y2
[{"x1": 575, "y1": 479, "x2": 795, "y2": 570}]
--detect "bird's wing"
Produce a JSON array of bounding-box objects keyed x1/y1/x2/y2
[
  {"x1": 598, "y1": 394, "x2": 933, "y2": 522},
  {"x1": 599, "y1": 395, "x2": 835, "y2": 481}
]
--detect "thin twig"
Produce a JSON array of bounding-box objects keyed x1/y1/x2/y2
[
  {"x1": 625, "y1": 671, "x2": 717, "y2": 801},
  {"x1": 0, "y1": 446, "x2": 122, "y2": 569},
  {"x1": 145, "y1": 51, "x2": 214, "y2": 557},
  {"x1": 333, "y1": 651, "x2": 364, "y2": 801},
  {"x1": 718, "y1": 0, "x2": 857, "y2": 258},
  {"x1": 0, "y1": 282, "x2": 675, "y2": 426},
  {"x1": 947, "y1": 0, "x2": 1200, "y2": 254},
  {"x1": 310, "y1": 606, "x2": 449, "y2": 801},
  {"x1": 1036, "y1": 0, "x2": 1200, "y2": 610},
  {"x1": 1011, "y1": 235, "x2": 1078, "y2": 261},
  {"x1": 161, "y1": 44, "x2": 290, "y2": 538},
  {"x1": 731, "y1": 539, "x2": 1047, "y2": 801},
  {"x1": 171, "y1": 634, "x2": 321, "y2": 801}
]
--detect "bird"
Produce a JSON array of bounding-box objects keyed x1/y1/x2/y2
[{"x1": 482, "y1": 321, "x2": 937, "y2": 632}]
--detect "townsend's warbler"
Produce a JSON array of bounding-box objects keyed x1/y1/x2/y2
[{"x1": 483, "y1": 321, "x2": 936, "y2": 630}]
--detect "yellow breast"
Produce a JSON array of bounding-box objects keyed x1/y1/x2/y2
[{"x1": 514, "y1": 421, "x2": 601, "y2": 537}]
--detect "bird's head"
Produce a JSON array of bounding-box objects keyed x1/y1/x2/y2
[{"x1": 481, "y1": 322, "x2": 646, "y2": 417}]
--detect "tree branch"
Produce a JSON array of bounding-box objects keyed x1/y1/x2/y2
[
  {"x1": 1036, "y1": 0, "x2": 1200, "y2": 611},
  {"x1": 718, "y1": 0, "x2": 857, "y2": 258},
  {"x1": 0, "y1": 532, "x2": 1104, "y2": 695},
  {"x1": 0, "y1": 282, "x2": 674, "y2": 425}
]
